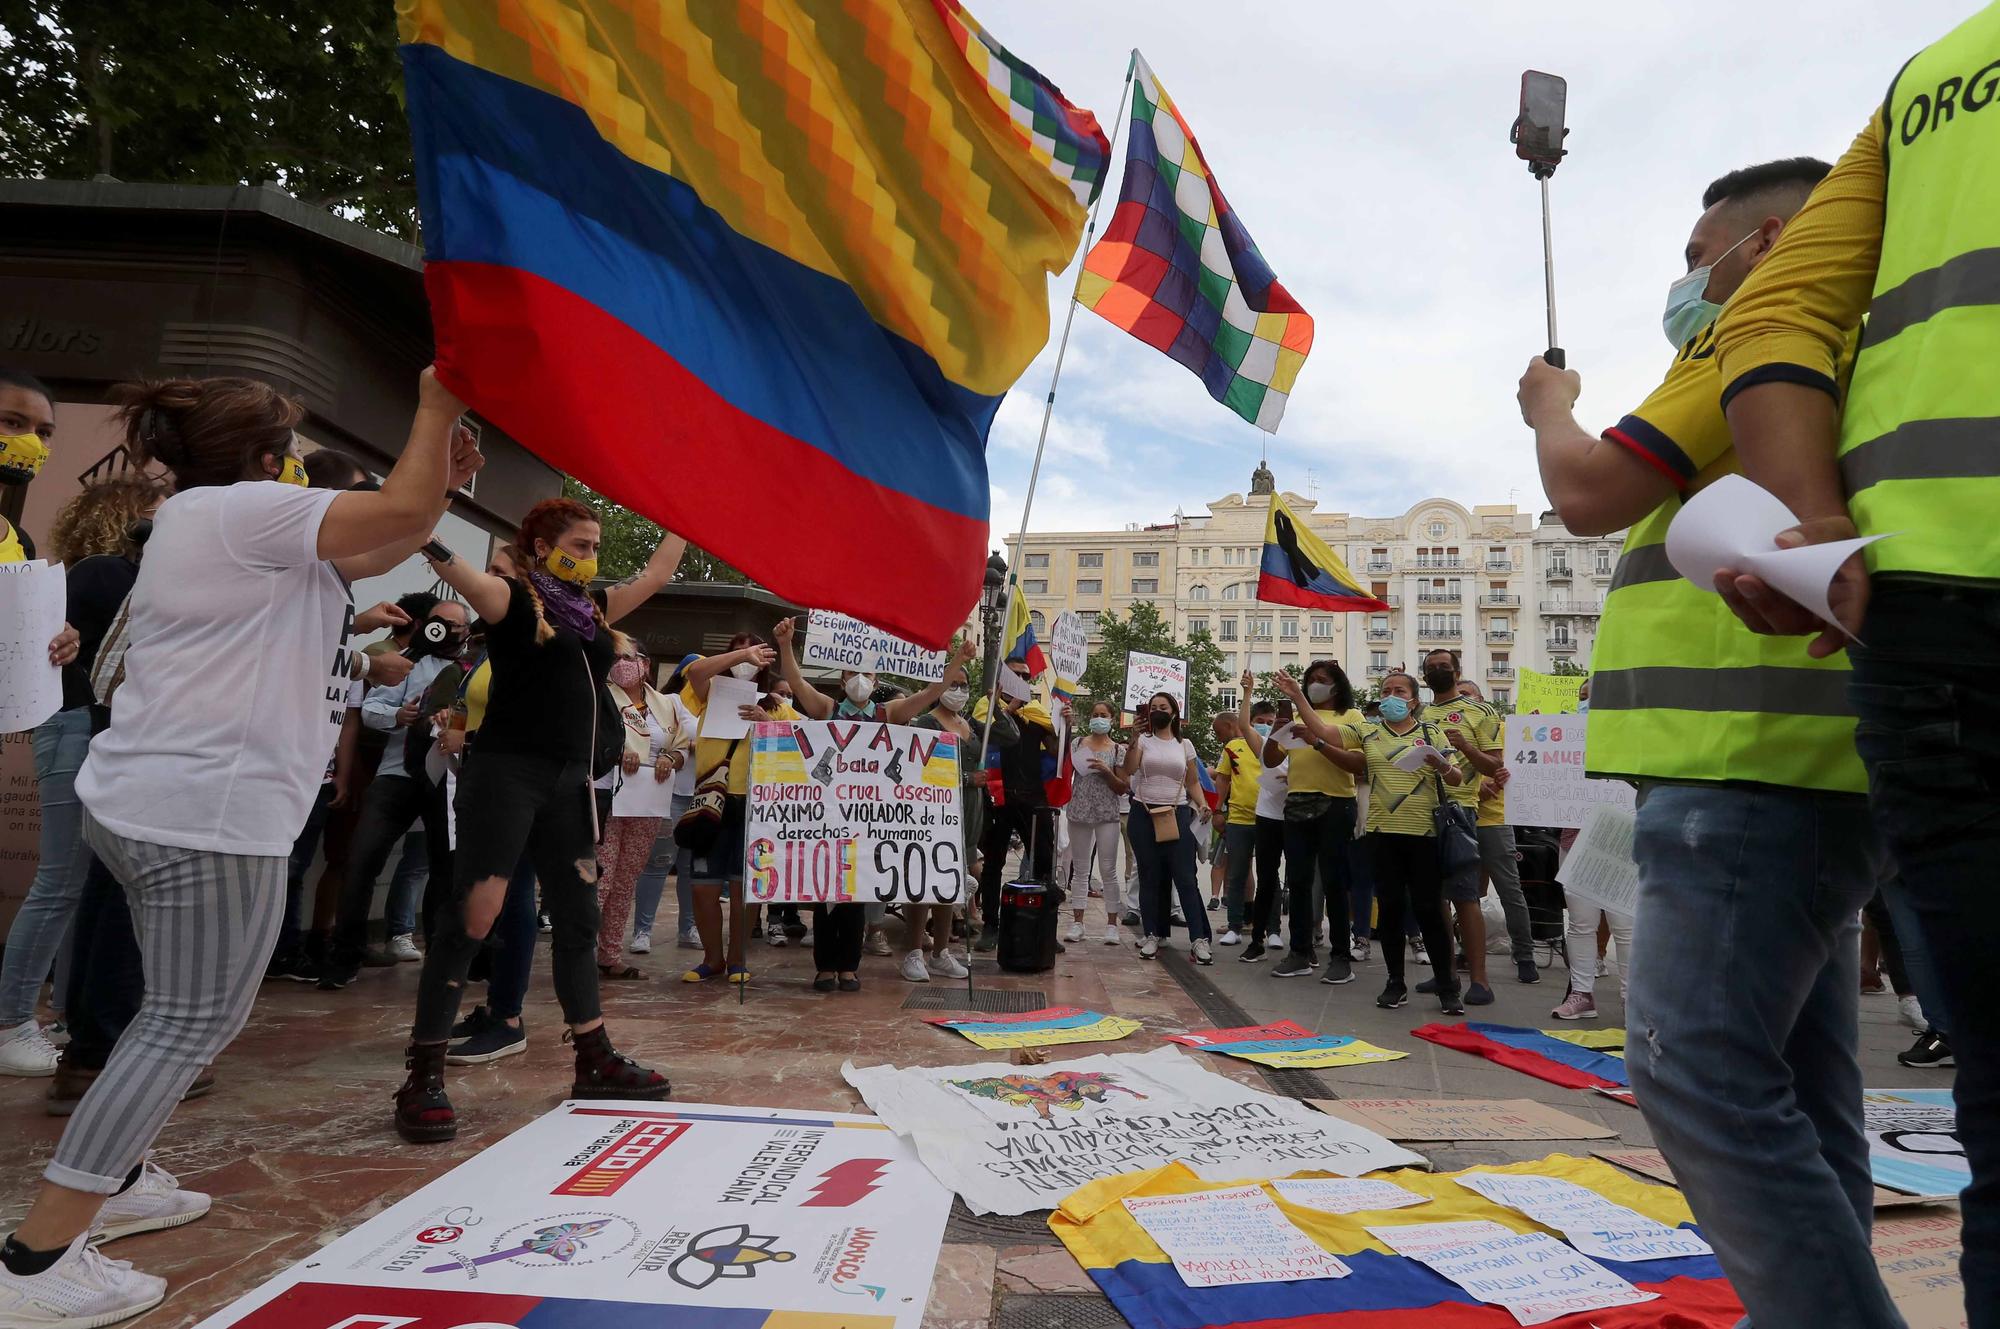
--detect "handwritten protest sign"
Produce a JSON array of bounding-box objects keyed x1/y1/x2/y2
[
  {"x1": 1271, "y1": 1177, "x2": 1429, "y2": 1215},
  {"x1": 1166, "y1": 1021, "x2": 1407, "y2": 1070},
  {"x1": 1556, "y1": 803, "x2": 1640, "y2": 912},
  {"x1": 745, "y1": 720, "x2": 964, "y2": 905},
  {"x1": 1122, "y1": 650, "x2": 1187, "y2": 715},
  {"x1": 1368, "y1": 1219, "x2": 1656, "y2": 1325},
  {"x1": 1123, "y1": 1184, "x2": 1351, "y2": 1287},
  {"x1": 1049, "y1": 611, "x2": 1089, "y2": 696},
  {"x1": 1454, "y1": 1171, "x2": 1712, "y2": 1262},
  {"x1": 1502, "y1": 714, "x2": 1636, "y2": 829},
  {"x1": 804, "y1": 608, "x2": 948, "y2": 682},
  {"x1": 1311, "y1": 1098, "x2": 1616, "y2": 1143},
  {"x1": 1592, "y1": 1145, "x2": 1944, "y2": 1209},
  {"x1": 0, "y1": 560, "x2": 66, "y2": 734},
  {"x1": 1516, "y1": 667, "x2": 1582, "y2": 714},
  {"x1": 1872, "y1": 1208, "x2": 1966, "y2": 1329},
  {"x1": 924, "y1": 1007, "x2": 1141, "y2": 1050}
]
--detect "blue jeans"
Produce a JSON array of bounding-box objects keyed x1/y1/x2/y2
[
  {"x1": 1626, "y1": 782, "x2": 1899, "y2": 1329},
  {"x1": 1850, "y1": 580, "x2": 2000, "y2": 1323},
  {"x1": 387, "y1": 830, "x2": 427, "y2": 937},
  {"x1": 632, "y1": 793, "x2": 692, "y2": 938},
  {"x1": 1128, "y1": 804, "x2": 1207, "y2": 942},
  {"x1": 0, "y1": 707, "x2": 94, "y2": 1024}
]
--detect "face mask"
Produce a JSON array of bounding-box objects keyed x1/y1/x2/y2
[
  {"x1": 1088, "y1": 715, "x2": 1112, "y2": 735},
  {"x1": 609, "y1": 659, "x2": 645, "y2": 688},
  {"x1": 543, "y1": 546, "x2": 598, "y2": 585},
  {"x1": 1378, "y1": 695, "x2": 1411, "y2": 723},
  {"x1": 941, "y1": 686, "x2": 969, "y2": 712},
  {"x1": 1577, "y1": 698, "x2": 1591, "y2": 714},
  {"x1": 843, "y1": 673, "x2": 876, "y2": 705},
  {"x1": 1253, "y1": 722, "x2": 1273, "y2": 739},
  {"x1": 1149, "y1": 709, "x2": 1172, "y2": 730},
  {"x1": 1663, "y1": 228, "x2": 1758, "y2": 347},
  {"x1": 1423, "y1": 666, "x2": 1456, "y2": 692},
  {"x1": 729, "y1": 661, "x2": 758, "y2": 680},
  {"x1": 274, "y1": 455, "x2": 309, "y2": 487},
  {"x1": 1306, "y1": 681, "x2": 1333, "y2": 706},
  {"x1": 0, "y1": 433, "x2": 50, "y2": 486}
]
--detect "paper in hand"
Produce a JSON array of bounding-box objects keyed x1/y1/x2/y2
[
  {"x1": 1665, "y1": 474, "x2": 1886, "y2": 627},
  {"x1": 1271, "y1": 722, "x2": 1312, "y2": 750},
  {"x1": 1391, "y1": 743, "x2": 1444, "y2": 773},
  {"x1": 996, "y1": 667, "x2": 1034, "y2": 703},
  {"x1": 699, "y1": 675, "x2": 765, "y2": 740}
]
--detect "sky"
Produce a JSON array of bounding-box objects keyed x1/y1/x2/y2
[{"x1": 975, "y1": 0, "x2": 1963, "y2": 544}]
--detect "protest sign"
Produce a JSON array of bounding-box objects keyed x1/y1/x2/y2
[
  {"x1": 1872, "y1": 1208, "x2": 1966, "y2": 1329},
  {"x1": 612, "y1": 771, "x2": 679, "y2": 820},
  {"x1": 924, "y1": 1007, "x2": 1140, "y2": 1050},
  {"x1": 1166, "y1": 1021, "x2": 1407, "y2": 1070},
  {"x1": 1049, "y1": 611, "x2": 1089, "y2": 696},
  {"x1": 1501, "y1": 714, "x2": 1636, "y2": 829},
  {"x1": 1311, "y1": 1098, "x2": 1616, "y2": 1142},
  {"x1": 698, "y1": 675, "x2": 764, "y2": 740},
  {"x1": 804, "y1": 608, "x2": 948, "y2": 682},
  {"x1": 1864, "y1": 1089, "x2": 1968, "y2": 1198},
  {"x1": 1454, "y1": 1171, "x2": 1712, "y2": 1262},
  {"x1": 1271, "y1": 1177, "x2": 1429, "y2": 1215},
  {"x1": 1592, "y1": 1145, "x2": 1946, "y2": 1210},
  {"x1": 745, "y1": 720, "x2": 964, "y2": 905},
  {"x1": 0, "y1": 560, "x2": 65, "y2": 734},
  {"x1": 1368, "y1": 1219, "x2": 1656, "y2": 1325},
  {"x1": 1515, "y1": 667, "x2": 1582, "y2": 714},
  {"x1": 843, "y1": 1045, "x2": 1423, "y2": 1216},
  {"x1": 1122, "y1": 650, "x2": 1187, "y2": 716},
  {"x1": 1122, "y1": 1185, "x2": 1351, "y2": 1288},
  {"x1": 1556, "y1": 803, "x2": 1640, "y2": 912},
  {"x1": 194, "y1": 1100, "x2": 951, "y2": 1329}
]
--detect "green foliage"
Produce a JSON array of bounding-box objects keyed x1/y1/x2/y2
[
  {"x1": 561, "y1": 477, "x2": 751, "y2": 586},
  {"x1": 1548, "y1": 658, "x2": 1587, "y2": 677},
  {"x1": 1, "y1": 1, "x2": 419, "y2": 237},
  {"x1": 1256, "y1": 663, "x2": 1305, "y2": 705},
  {"x1": 1074, "y1": 601, "x2": 1230, "y2": 763}
]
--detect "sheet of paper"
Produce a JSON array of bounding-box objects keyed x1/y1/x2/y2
[
  {"x1": 1123, "y1": 1184, "x2": 1351, "y2": 1287},
  {"x1": 1369, "y1": 1220, "x2": 1657, "y2": 1326},
  {"x1": 1555, "y1": 803, "x2": 1640, "y2": 915},
  {"x1": 612, "y1": 770, "x2": 678, "y2": 819},
  {"x1": 0, "y1": 559, "x2": 66, "y2": 733},
  {"x1": 1272, "y1": 1177, "x2": 1429, "y2": 1215},
  {"x1": 1391, "y1": 743, "x2": 1444, "y2": 773},
  {"x1": 1273, "y1": 721, "x2": 1312, "y2": 750},
  {"x1": 1311, "y1": 1098, "x2": 1618, "y2": 1142},
  {"x1": 1454, "y1": 1172, "x2": 1712, "y2": 1263},
  {"x1": 444, "y1": 769, "x2": 458, "y2": 851},
  {"x1": 1665, "y1": 473, "x2": 1888, "y2": 625},
  {"x1": 995, "y1": 666, "x2": 1033, "y2": 703},
  {"x1": 698, "y1": 675, "x2": 765, "y2": 740}
]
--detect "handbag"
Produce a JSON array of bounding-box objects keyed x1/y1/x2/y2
[
  {"x1": 674, "y1": 736, "x2": 744, "y2": 852},
  {"x1": 1144, "y1": 804, "x2": 1181, "y2": 843},
  {"x1": 1424, "y1": 723, "x2": 1481, "y2": 874}
]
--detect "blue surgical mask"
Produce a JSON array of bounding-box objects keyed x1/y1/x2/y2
[
  {"x1": 1663, "y1": 228, "x2": 1758, "y2": 347},
  {"x1": 1088, "y1": 716, "x2": 1112, "y2": 735},
  {"x1": 1253, "y1": 722, "x2": 1273, "y2": 739},
  {"x1": 1378, "y1": 695, "x2": 1411, "y2": 723}
]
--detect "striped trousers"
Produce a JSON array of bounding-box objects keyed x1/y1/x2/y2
[{"x1": 45, "y1": 812, "x2": 283, "y2": 1194}]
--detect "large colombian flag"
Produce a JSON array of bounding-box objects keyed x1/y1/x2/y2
[
  {"x1": 396, "y1": 1, "x2": 1108, "y2": 648},
  {"x1": 1259, "y1": 491, "x2": 1388, "y2": 612}
]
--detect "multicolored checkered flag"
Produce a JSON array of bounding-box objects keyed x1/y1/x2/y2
[{"x1": 1077, "y1": 53, "x2": 1313, "y2": 432}]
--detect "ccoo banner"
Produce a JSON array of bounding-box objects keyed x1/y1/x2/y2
[{"x1": 745, "y1": 720, "x2": 966, "y2": 905}]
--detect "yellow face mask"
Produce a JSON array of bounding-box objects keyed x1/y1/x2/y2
[
  {"x1": 544, "y1": 546, "x2": 598, "y2": 585},
  {"x1": 274, "y1": 455, "x2": 309, "y2": 487},
  {"x1": 0, "y1": 432, "x2": 51, "y2": 486}
]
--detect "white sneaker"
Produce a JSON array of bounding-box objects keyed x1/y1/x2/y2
[
  {"x1": 866, "y1": 928, "x2": 894, "y2": 957},
  {"x1": 899, "y1": 950, "x2": 931, "y2": 983},
  {"x1": 766, "y1": 924, "x2": 787, "y2": 948},
  {"x1": 1219, "y1": 929, "x2": 1240, "y2": 946},
  {"x1": 388, "y1": 933, "x2": 421, "y2": 962},
  {"x1": 1265, "y1": 933, "x2": 1283, "y2": 949},
  {"x1": 1900, "y1": 994, "x2": 1926, "y2": 1031},
  {"x1": 1064, "y1": 921, "x2": 1085, "y2": 944},
  {"x1": 629, "y1": 931, "x2": 652, "y2": 955},
  {"x1": 1192, "y1": 938, "x2": 1214, "y2": 965},
  {"x1": 929, "y1": 949, "x2": 970, "y2": 980},
  {"x1": 0, "y1": 1230, "x2": 166, "y2": 1326},
  {"x1": 1138, "y1": 936, "x2": 1159, "y2": 960},
  {"x1": 0, "y1": 1019, "x2": 60, "y2": 1077},
  {"x1": 1102, "y1": 925, "x2": 1121, "y2": 945},
  {"x1": 1350, "y1": 936, "x2": 1370, "y2": 962},
  {"x1": 93, "y1": 1162, "x2": 211, "y2": 1243},
  {"x1": 44, "y1": 1022, "x2": 69, "y2": 1048},
  {"x1": 1411, "y1": 938, "x2": 1430, "y2": 965}
]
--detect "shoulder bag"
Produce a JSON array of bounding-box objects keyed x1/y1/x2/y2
[{"x1": 1424, "y1": 722, "x2": 1480, "y2": 874}]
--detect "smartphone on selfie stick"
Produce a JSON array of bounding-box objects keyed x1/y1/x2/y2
[{"x1": 1511, "y1": 71, "x2": 1570, "y2": 368}]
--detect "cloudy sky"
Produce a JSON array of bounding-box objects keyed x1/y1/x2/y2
[{"x1": 975, "y1": 0, "x2": 1960, "y2": 542}]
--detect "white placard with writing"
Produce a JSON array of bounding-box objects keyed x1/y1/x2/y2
[
  {"x1": 1556, "y1": 803, "x2": 1641, "y2": 914},
  {"x1": 1049, "y1": 611, "x2": 1089, "y2": 691},
  {"x1": 1122, "y1": 650, "x2": 1188, "y2": 716},
  {"x1": 1272, "y1": 1177, "x2": 1429, "y2": 1215},
  {"x1": 698, "y1": 675, "x2": 765, "y2": 741},
  {"x1": 1454, "y1": 1171, "x2": 1712, "y2": 1263},
  {"x1": 1369, "y1": 1220, "x2": 1657, "y2": 1326},
  {"x1": 1502, "y1": 714, "x2": 1636, "y2": 829},
  {"x1": 0, "y1": 560, "x2": 66, "y2": 734},
  {"x1": 1123, "y1": 1184, "x2": 1350, "y2": 1287},
  {"x1": 804, "y1": 608, "x2": 948, "y2": 682}
]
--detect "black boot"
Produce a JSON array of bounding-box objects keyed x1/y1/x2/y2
[
  {"x1": 394, "y1": 1042, "x2": 456, "y2": 1143},
  {"x1": 568, "y1": 1026, "x2": 670, "y2": 1100}
]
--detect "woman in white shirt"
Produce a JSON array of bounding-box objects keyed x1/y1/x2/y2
[
  {"x1": 592, "y1": 651, "x2": 688, "y2": 978},
  {"x1": 1117, "y1": 693, "x2": 1214, "y2": 963},
  {"x1": 628, "y1": 654, "x2": 703, "y2": 953},
  {"x1": 0, "y1": 371, "x2": 477, "y2": 1327}
]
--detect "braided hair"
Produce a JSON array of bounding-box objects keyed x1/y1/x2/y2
[{"x1": 510, "y1": 497, "x2": 629, "y2": 653}]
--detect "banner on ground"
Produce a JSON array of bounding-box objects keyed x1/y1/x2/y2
[
  {"x1": 745, "y1": 720, "x2": 965, "y2": 905},
  {"x1": 1122, "y1": 650, "x2": 1188, "y2": 716},
  {"x1": 1049, "y1": 611, "x2": 1089, "y2": 700},
  {"x1": 843, "y1": 1045, "x2": 1423, "y2": 1216},
  {"x1": 805, "y1": 609, "x2": 949, "y2": 683},
  {"x1": 194, "y1": 1100, "x2": 952, "y2": 1329},
  {"x1": 1516, "y1": 667, "x2": 1583, "y2": 714},
  {"x1": 925, "y1": 1007, "x2": 1141, "y2": 1049},
  {"x1": 1864, "y1": 1088, "x2": 1968, "y2": 1198},
  {"x1": 1164, "y1": 1021, "x2": 1406, "y2": 1070},
  {"x1": 1502, "y1": 714, "x2": 1636, "y2": 829}
]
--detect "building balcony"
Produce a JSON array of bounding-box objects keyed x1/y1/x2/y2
[
  {"x1": 1485, "y1": 558, "x2": 1516, "y2": 571},
  {"x1": 1416, "y1": 590, "x2": 1460, "y2": 604},
  {"x1": 1539, "y1": 600, "x2": 1601, "y2": 615},
  {"x1": 1546, "y1": 638, "x2": 1577, "y2": 653},
  {"x1": 1592, "y1": 565, "x2": 1614, "y2": 579},
  {"x1": 1367, "y1": 663, "x2": 1390, "y2": 676},
  {"x1": 1486, "y1": 630, "x2": 1514, "y2": 643},
  {"x1": 1367, "y1": 627, "x2": 1394, "y2": 641},
  {"x1": 1488, "y1": 663, "x2": 1514, "y2": 677},
  {"x1": 1545, "y1": 565, "x2": 1573, "y2": 581},
  {"x1": 1480, "y1": 593, "x2": 1520, "y2": 609},
  {"x1": 1417, "y1": 628, "x2": 1462, "y2": 642},
  {"x1": 1377, "y1": 594, "x2": 1401, "y2": 609},
  {"x1": 1364, "y1": 559, "x2": 1394, "y2": 574},
  {"x1": 1409, "y1": 556, "x2": 1467, "y2": 571}
]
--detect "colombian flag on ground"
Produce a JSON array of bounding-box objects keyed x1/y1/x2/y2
[
  {"x1": 397, "y1": 1, "x2": 1107, "y2": 648},
  {"x1": 1259, "y1": 493, "x2": 1388, "y2": 612},
  {"x1": 1413, "y1": 1022, "x2": 1631, "y2": 1093},
  {"x1": 1051, "y1": 1157, "x2": 1741, "y2": 1329}
]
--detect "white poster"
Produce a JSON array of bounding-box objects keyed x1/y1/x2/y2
[
  {"x1": 1122, "y1": 650, "x2": 1188, "y2": 716},
  {"x1": 804, "y1": 608, "x2": 948, "y2": 682},
  {"x1": 1368, "y1": 1220, "x2": 1656, "y2": 1326},
  {"x1": 1864, "y1": 1089, "x2": 1968, "y2": 1198},
  {"x1": 1122, "y1": 1184, "x2": 1351, "y2": 1287},
  {"x1": 1501, "y1": 714, "x2": 1636, "y2": 829},
  {"x1": 612, "y1": 771, "x2": 679, "y2": 820},
  {"x1": 1555, "y1": 803, "x2": 1641, "y2": 913},
  {"x1": 194, "y1": 1101, "x2": 952, "y2": 1329},
  {"x1": 745, "y1": 720, "x2": 965, "y2": 905},
  {"x1": 1453, "y1": 1171, "x2": 1712, "y2": 1263},
  {"x1": 0, "y1": 559, "x2": 66, "y2": 734},
  {"x1": 843, "y1": 1045, "x2": 1425, "y2": 1217},
  {"x1": 1049, "y1": 611, "x2": 1090, "y2": 692}
]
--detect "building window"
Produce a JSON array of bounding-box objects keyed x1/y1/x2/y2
[
  {"x1": 1371, "y1": 651, "x2": 1388, "y2": 669},
  {"x1": 1076, "y1": 579, "x2": 1101, "y2": 595},
  {"x1": 1077, "y1": 610, "x2": 1099, "y2": 627},
  {"x1": 1219, "y1": 619, "x2": 1238, "y2": 641},
  {"x1": 1025, "y1": 553, "x2": 1049, "y2": 568},
  {"x1": 1216, "y1": 688, "x2": 1238, "y2": 711},
  {"x1": 1222, "y1": 547, "x2": 1238, "y2": 566},
  {"x1": 1029, "y1": 610, "x2": 1046, "y2": 632},
  {"x1": 1131, "y1": 578, "x2": 1158, "y2": 595},
  {"x1": 1311, "y1": 617, "x2": 1334, "y2": 638},
  {"x1": 1428, "y1": 520, "x2": 1447, "y2": 539},
  {"x1": 1222, "y1": 582, "x2": 1241, "y2": 600},
  {"x1": 1133, "y1": 551, "x2": 1159, "y2": 568},
  {"x1": 1249, "y1": 616, "x2": 1273, "y2": 639},
  {"x1": 1025, "y1": 579, "x2": 1048, "y2": 595},
  {"x1": 1494, "y1": 653, "x2": 1509, "y2": 666},
  {"x1": 1553, "y1": 624, "x2": 1571, "y2": 644},
  {"x1": 1280, "y1": 618, "x2": 1298, "y2": 639},
  {"x1": 1249, "y1": 651, "x2": 1274, "y2": 671},
  {"x1": 1595, "y1": 545, "x2": 1614, "y2": 575},
  {"x1": 1493, "y1": 690, "x2": 1511, "y2": 705},
  {"x1": 1419, "y1": 614, "x2": 1433, "y2": 634},
  {"x1": 1186, "y1": 617, "x2": 1209, "y2": 636},
  {"x1": 1188, "y1": 583, "x2": 1208, "y2": 601},
  {"x1": 1279, "y1": 652, "x2": 1300, "y2": 669},
  {"x1": 1077, "y1": 552, "x2": 1103, "y2": 569},
  {"x1": 1448, "y1": 614, "x2": 1462, "y2": 634}
]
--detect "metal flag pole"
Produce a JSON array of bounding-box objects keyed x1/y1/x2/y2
[{"x1": 969, "y1": 50, "x2": 1139, "y2": 994}]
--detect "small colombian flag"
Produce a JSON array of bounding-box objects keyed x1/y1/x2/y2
[{"x1": 1257, "y1": 492, "x2": 1387, "y2": 612}]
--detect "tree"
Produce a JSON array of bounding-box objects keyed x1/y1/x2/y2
[
  {"x1": 562, "y1": 478, "x2": 752, "y2": 586},
  {"x1": 1, "y1": 2, "x2": 419, "y2": 238},
  {"x1": 1549, "y1": 658, "x2": 1587, "y2": 677},
  {"x1": 1075, "y1": 601, "x2": 1230, "y2": 763},
  {"x1": 1256, "y1": 663, "x2": 1305, "y2": 706}
]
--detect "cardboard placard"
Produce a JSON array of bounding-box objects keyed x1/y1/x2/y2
[
  {"x1": 1872, "y1": 1208, "x2": 1967, "y2": 1329},
  {"x1": 1308, "y1": 1098, "x2": 1617, "y2": 1142}
]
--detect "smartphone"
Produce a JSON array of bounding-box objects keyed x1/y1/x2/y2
[{"x1": 1513, "y1": 71, "x2": 1568, "y2": 169}]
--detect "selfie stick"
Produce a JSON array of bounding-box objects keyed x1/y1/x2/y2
[{"x1": 1537, "y1": 172, "x2": 1562, "y2": 369}]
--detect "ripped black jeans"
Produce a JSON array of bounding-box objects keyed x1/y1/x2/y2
[{"x1": 412, "y1": 752, "x2": 601, "y2": 1043}]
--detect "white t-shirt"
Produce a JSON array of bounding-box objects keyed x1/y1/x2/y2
[
  {"x1": 77, "y1": 482, "x2": 348, "y2": 856},
  {"x1": 1254, "y1": 742, "x2": 1290, "y2": 820},
  {"x1": 322, "y1": 678, "x2": 365, "y2": 785},
  {"x1": 1129, "y1": 733, "x2": 1197, "y2": 807}
]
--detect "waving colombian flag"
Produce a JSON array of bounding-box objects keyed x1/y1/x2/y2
[
  {"x1": 1259, "y1": 492, "x2": 1387, "y2": 612},
  {"x1": 397, "y1": 1, "x2": 1108, "y2": 648}
]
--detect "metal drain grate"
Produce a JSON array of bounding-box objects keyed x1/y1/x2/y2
[
  {"x1": 995, "y1": 1294, "x2": 1128, "y2": 1329},
  {"x1": 1157, "y1": 948, "x2": 1337, "y2": 1101},
  {"x1": 943, "y1": 1197, "x2": 1060, "y2": 1246},
  {"x1": 901, "y1": 986, "x2": 1049, "y2": 1013}
]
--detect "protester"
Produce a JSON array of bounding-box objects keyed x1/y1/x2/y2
[
  {"x1": 628, "y1": 653, "x2": 703, "y2": 955},
  {"x1": 398, "y1": 498, "x2": 684, "y2": 1143},
  {"x1": 1211, "y1": 705, "x2": 1261, "y2": 947},
  {"x1": 973, "y1": 658, "x2": 1061, "y2": 950},
  {"x1": 1118, "y1": 691, "x2": 1212, "y2": 963},
  {"x1": 1266, "y1": 661, "x2": 1364, "y2": 981},
  {"x1": 1520, "y1": 154, "x2": 1900, "y2": 1322},
  {"x1": 0, "y1": 368, "x2": 81, "y2": 674},
  {"x1": 1417, "y1": 650, "x2": 1500, "y2": 1005},
  {"x1": 759, "y1": 678, "x2": 808, "y2": 949},
  {"x1": 0, "y1": 370, "x2": 477, "y2": 1324},
  {"x1": 1063, "y1": 700, "x2": 1127, "y2": 946},
  {"x1": 908, "y1": 675, "x2": 994, "y2": 980},
  {"x1": 592, "y1": 650, "x2": 687, "y2": 979},
  {"x1": 1234, "y1": 684, "x2": 1289, "y2": 962},
  {"x1": 1456, "y1": 680, "x2": 1539, "y2": 985}
]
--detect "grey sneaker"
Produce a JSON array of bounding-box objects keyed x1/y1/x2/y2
[
  {"x1": 1318, "y1": 957, "x2": 1354, "y2": 985},
  {"x1": 1270, "y1": 954, "x2": 1316, "y2": 978},
  {"x1": 1192, "y1": 938, "x2": 1214, "y2": 965}
]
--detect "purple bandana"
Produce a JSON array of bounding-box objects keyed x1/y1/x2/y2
[{"x1": 527, "y1": 569, "x2": 597, "y2": 641}]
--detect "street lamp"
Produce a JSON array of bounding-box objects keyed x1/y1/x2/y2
[{"x1": 979, "y1": 550, "x2": 1008, "y2": 682}]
